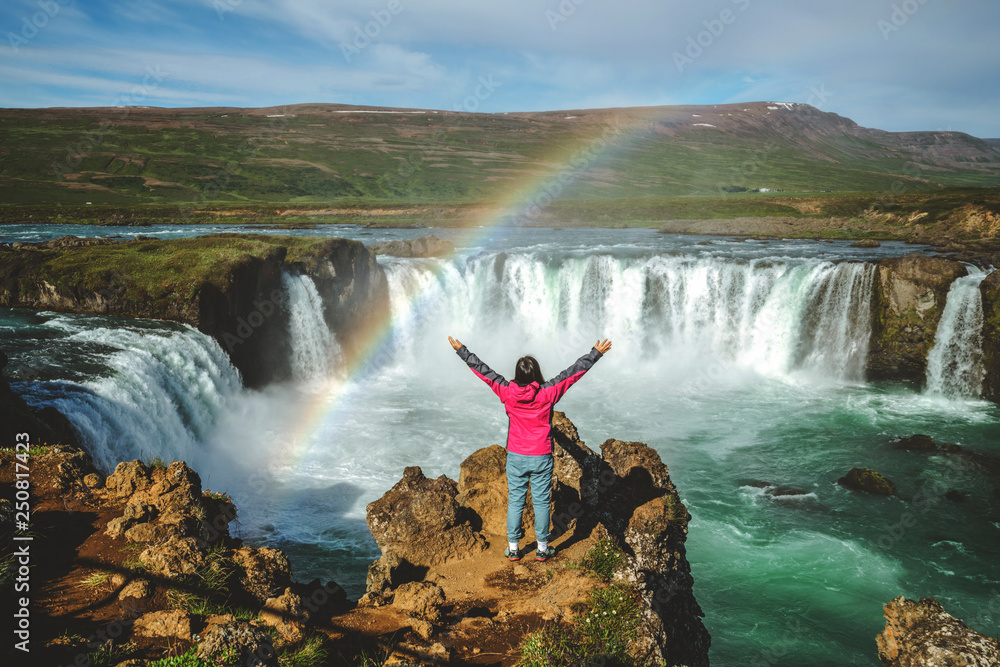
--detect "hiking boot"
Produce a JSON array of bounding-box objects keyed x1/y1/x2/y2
[
  {"x1": 504, "y1": 546, "x2": 521, "y2": 561},
  {"x1": 535, "y1": 545, "x2": 556, "y2": 562}
]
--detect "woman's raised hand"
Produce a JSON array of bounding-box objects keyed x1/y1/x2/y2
[
  {"x1": 448, "y1": 336, "x2": 463, "y2": 351},
  {"x1": 595, "y1": 339, "x2": 612, "y2": 354}
]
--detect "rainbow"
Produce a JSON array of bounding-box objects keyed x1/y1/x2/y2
[{"x1": 278, "y1": 111, "x2": 654, "y2": 459}]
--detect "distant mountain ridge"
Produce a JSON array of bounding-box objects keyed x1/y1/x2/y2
[{"x1": 0, "y1": 101, "x2": 997, "y2": 205}]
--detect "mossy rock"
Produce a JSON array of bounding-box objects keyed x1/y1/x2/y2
[
  {"x1": 837, "y1": 467, "x2": 896, "y2": 496},
  {"x1": 892, "y1": 434, "x2": 962, "y2": 453}
]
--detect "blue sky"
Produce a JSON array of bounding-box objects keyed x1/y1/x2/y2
[{"x1": 1, "y1": 0, "x2": 998, "y2": 137}]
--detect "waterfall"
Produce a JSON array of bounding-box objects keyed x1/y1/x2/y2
[
  {"x1": 282, "y1": 271, "x2": 341, "y2": 385},
  {"x1": 925, "y1": 267, "x2": 989, "y2": 398},
  {"x1": 383, "y1": 253, "x2": 876, "y2": 382},
  {"x1": 16, "y1": 319, "x2": 243, "y2": 471}
]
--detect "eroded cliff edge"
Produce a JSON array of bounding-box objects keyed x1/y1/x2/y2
[{"x1": 0, "y1": 234, "x2": 389, "y2": 387}]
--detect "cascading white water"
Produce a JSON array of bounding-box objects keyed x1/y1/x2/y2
[
  {"x1": 282, "y1": 271, "x2": 341, "y2": 385},
  {"x1": 18, "y1": 319, "x2": 243, "y2": 471},
  {"x1": 384, "y1": 253, "x2": 876, "y2": 382},
  {"x1": 925, "y1": 267, "x2": 989, "y2": 398}
]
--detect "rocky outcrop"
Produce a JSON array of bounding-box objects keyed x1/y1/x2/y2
[
  {"x1": 365, "y1": 466, "x2": 488, "y2": 595},
  {"x1": 0, "y1": 234, "x2": 389, "y2": 387},
  {"x1": 980, "y1": 269, "x2": 1000, "y2": 402},
  {"x1": 369, "y1": 235, "x2": 455, "y2": 258},
  {"x1": 364, "y1": 412, "x2": 711, "y2": 667},
  {"x1": 877, "y1": 596, "x2": 1000, "y2": 666},
  {"x1": 867, "y1": 253, "x2": 968, "y2": 384},
  {"x1": 196, "y1": 620, "x2": 277, "y2": 667},
  {"x1": 838, "y1": 467, "x2": 897, "y2": 496}
]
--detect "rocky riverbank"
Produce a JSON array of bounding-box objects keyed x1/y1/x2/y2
[{"x1": 0, "y1": 234, "x2": 389, "y2": 387}]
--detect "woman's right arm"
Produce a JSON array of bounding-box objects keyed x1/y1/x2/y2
[{"x1": 449, "y1": 336, "x2": 508, "y2": 399}]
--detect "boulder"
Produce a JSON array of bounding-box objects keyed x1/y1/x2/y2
[
  {"x1": 851, "y1": 239, "x2": 881, "y2": 248},
  {"x1": 233, "y1": 547, "x2": 292, "y2": 603},
  {"x1": 366, "y1": 466, "x2": 486, "y2": 577},
  {"x1": 838, "y1": 468, "x2": 897, "y2": 496},
  {"x1": 877, "y1": 596, "x2": 1000, "y2": 666},
  {"x1": 125, "y1": 522, "x2": 181, "y2": 544},
  {"x1": 105, "y1": 461, "x2": 151, "y2": 498},
  {"x1": 118, "y1": 578, "x2": 151, "y2": 601},
  {"x1": 868, "y1": 254, "x2": 968, "y2": 383},
  {"x1": 138, "y1": 537, "x2": 206, "y2": 579},
  {"x1": 260, "y1": 588, "x2": 307, "y2": 643},
  {"x1": 196, "y1": 620, "x2": 277, "y2": 667},
  {"x1": 892, "y1": 434, "x2": 962, "y2": 453},
  {"x1": 131, "y1": 610, "x2": 191, "y2": 640},
  {"x1": 392, "y1": 582, "x2": 446, "y2": 622},
  {"x1": 384, "y1": 642, "x2": 450, "y2": 665}
]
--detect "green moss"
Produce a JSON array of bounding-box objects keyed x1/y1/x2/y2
[{"x1": 838, "y1": 467, "x2": 896, "y2": 496}]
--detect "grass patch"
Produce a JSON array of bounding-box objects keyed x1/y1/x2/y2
[
  {"x1": 166, "y1": 546, "x2": 248, "y2": 618},
  {"x1": 576, "y1": 539, "x2": 624, "y2": 582},
  {"x1": 149, "y1": 645, "x2": 231, "y2": 666},
  {"x1": 86, "y1": 641, "x2": 137, "y2": 667},
  {"x1": 145, "y1": 455, "x2": 171, "y2": 469},
  {"x1": 519, "y1": 583, "x2": 642, "y2": 667},
  {"x1": 278, "y1": 634, "x2": 328, "y2": 667},
  {"x1": 76, "y1": 571, "x2": 111, "y2": 590}
]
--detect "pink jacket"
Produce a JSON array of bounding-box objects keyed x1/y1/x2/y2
[{"x1": 456, "y1": 346, "x2": 603, "y2": 455}]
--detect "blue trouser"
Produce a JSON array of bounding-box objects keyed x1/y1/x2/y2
[{"x1": 506, "y1": 451, "x2": 554, "y2": 544}]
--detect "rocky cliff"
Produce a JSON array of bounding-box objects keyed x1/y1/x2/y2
[
  {"x1": 979, "y1": 269, "x2": 1000, "y2": 402},
  {"x1": 361, "y1": 412, "x2": 711, "y2": 666},
  {"x1": 877, "y1": 596, "x2": 1000, "y2": 666},
  {"x1": 867, "y1": 253, "x2": 968, "y2": 384},
  {"x1": 0, "y1": 234, "x2": 389, "y2": 387}
]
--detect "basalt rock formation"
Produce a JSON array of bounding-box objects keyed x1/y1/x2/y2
[
  {"x1": 877, "y1": 596, "x2": 1000, "y2": 666},
  {"x1": 867, "y1": 253, "x2": 968, "y2": 384},
  {"x1": 364, "y1": 411, "x2": 711, "y2": 666},
  {"x1": 368, "y1": 235, "x2": 455, "y2": 258},
  {"x1": 0, "y1": 234, "x2": 389, "y2": 387},
  {"x1": 980, "y1": 269, "x2": 1000, "y2": 403}
]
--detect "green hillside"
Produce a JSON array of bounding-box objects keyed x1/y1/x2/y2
[{"x1": 1, "y1": 102, "x2": 998, "y2": 209}]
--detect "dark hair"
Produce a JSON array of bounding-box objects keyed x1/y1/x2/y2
[{"x1": 513, "y1": 355, "x2": 544, "y2": 386}]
